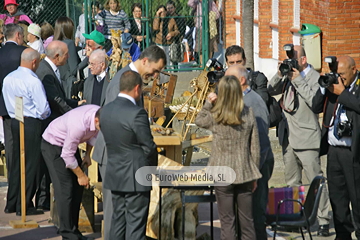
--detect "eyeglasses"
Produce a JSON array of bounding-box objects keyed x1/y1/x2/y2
[
  {"x1": 133, "y1": 10, "x2": 142, "y2": 13},
  {"x1": 89, "y1": 61, "x2": 104, "y2": 67}
]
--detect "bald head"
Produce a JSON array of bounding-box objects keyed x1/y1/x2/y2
[
  {"x1": 293, "y1": 45, "x2": 308, "y2": 71},
  {"x1": 225, "y1": 65, "x2": 249, "y2": 89},
  {"x1": 337, "y1": 56, "x2": 357, "y2": 87},
  {"x1": 89, "y1": 49, "x2": 108, "y2": 75},
  {"x1": 20, "y1": 48, "x2": 40, "y2": 71},
  {"x1": 45, "y1": 40, "x2": 69, "y2": 66},
  {"x1": 89, "y1": 49, "x2": 108, "y2": 66}
]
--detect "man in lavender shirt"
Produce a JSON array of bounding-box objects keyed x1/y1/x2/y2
[{"x1": 41, "y1": 104, "x2": 100, "y2": 240}]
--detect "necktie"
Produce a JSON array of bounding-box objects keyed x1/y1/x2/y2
[
  {"x1": 333, "y1": 104, "x2": 343, "y2": 140},
  {"x1": 55, "y1": 69, "x2": 61, "y2": 82},
  {"x1": 97, "y1": 75, "x2": 103, "y2": 82}
]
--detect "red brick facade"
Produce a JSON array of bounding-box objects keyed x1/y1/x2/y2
[{"x1": 225, "y1": 0, "x2": 360, "y2": 73}]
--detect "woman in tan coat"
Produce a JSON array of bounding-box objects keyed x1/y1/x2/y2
[
  {"x1": 195, "y1": 75, "x2": 262, "y2": 240},
  {"x1": 152, "y1": 5, "x2": 179, "y2": 67}
]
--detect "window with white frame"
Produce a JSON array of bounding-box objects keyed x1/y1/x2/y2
[
  {"x1": 254, "y1": 0, "x2": 259, "y2": 20},
  {"x1": 272, "y1": 0, "x2": 279, "y2": 24},
  {"x1": 293, "y1": 0, "x2": 300, "y2": 28}
]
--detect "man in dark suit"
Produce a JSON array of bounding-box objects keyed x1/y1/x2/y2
[
  {"x1": 312, "y1": 56, "x2": 360, "y2": 240},
  {"x1": 101, "y1": 70, "x2": 158, "y2": 239},
  {"x1": 35, "y1": 40, "x2": 85, "y2": 210},
  {"x1": 225, "y1": 45, "x2": 269, "y2": 107},
  {"x1": 83, "y1": 49, "x2": 110, "y2": 106},
  {"x1": 92, "y1": 45, "x2": 166, "y2": 240},
  {"x1": 0, "y1": 23, "x2": 27, "y2": 214}
]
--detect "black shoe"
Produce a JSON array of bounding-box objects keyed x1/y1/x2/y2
[
  {"x1": 37, "y1": 204, "x2": 50, "y2": 211},
  {"x1": 317, "y1": 224, "x2": 330, "y2": 236},
  {"x1": 16, "y1": 208, "x2": 44, "y2": 216},
  {"x1": 4, "y1": 208, "x2": 16, "y2": 214}
]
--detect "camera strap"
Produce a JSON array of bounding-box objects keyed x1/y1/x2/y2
[{"x1": 279, "y1": 79, "x2": 298, "y2": 113}]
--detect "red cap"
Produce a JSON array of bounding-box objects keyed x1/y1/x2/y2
[{"x1": 4, "y1": 0, "x2": 19, "y2": 10}]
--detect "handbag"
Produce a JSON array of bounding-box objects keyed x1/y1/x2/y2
[
  {"x1": 269, "y1": 96, "x2": 282, "y2": 128},
  {"x1": 266, "y1": 186, "x2": 305, "y2": 215},
  {"x1": 169, "y1": 42, "x2": 185, "y2": 63}
]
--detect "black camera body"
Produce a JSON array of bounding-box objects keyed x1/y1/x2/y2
[
  {"x1": 318, "y1": 56, "x2": 339, "y2": 88},
  {"x1": 206, "y1": 58, "x2": 225, "y2": 84},
  {"x1": 318, "y1": 72, "x2": 340, "y2": 88},
  {"x1": 337, "y1": 120, "x2": 353, "y2": 139},
  {"x1": 278, "y1": 44, "x2": 300, "y2": 77},
  {"x1": 279, "y1": 58, "x2": 299, "y2": 77}
]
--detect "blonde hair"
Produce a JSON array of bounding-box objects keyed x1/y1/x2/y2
[{"x1": 211, "y1": 75, "x2": 244, "y2": 125}]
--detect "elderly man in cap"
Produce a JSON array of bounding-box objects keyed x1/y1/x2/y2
[{"x1": 78, "y1": 30, "x2": 106, "y2": 78}]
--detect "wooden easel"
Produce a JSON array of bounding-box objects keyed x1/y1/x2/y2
[{"x1": 9, "y1": 97, "x2": 38, "y2": 228}]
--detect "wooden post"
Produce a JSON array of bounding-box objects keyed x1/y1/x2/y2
[
  {"x1": 20, "y1": 121, "x2": 25, "y2": 223},
  {"x1": 9, "y1": 97, "x2": 38, "y2": 228}
]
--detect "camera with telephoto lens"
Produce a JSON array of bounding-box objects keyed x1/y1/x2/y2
[
  {"x1": 206, "y1": 58, "x2": 225, "y2": 84},
  {"x1": 318, "y1": 56, "x2": 340, "y2": 88},
  {"x1": 279, "y1": 44, "x2": 299, "y2": 77},
  {"x1": 337, "y1": 120, "x2": 352, "y2": 139}
]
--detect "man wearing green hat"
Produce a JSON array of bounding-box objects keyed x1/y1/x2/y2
[
  {"x1": 83, "y1": 30, "x2": 106, "y2": 57},
  {"x1": 78, "y1": 30, "x2": 106, "y2": 78}
]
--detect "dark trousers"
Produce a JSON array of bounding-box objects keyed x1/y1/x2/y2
[
  {"x1": 327, "y1": 145, "x2": 360, "y2": 240},
  {"x1": 99, "y1": 163, "x2": 112, "y2": 240},
  {"x1": 110, "y1": 191, "x2": 150, "y2": 240},
  {"x1": 35, "y1": 155, "x2": 51, "y2": 209},
  {"x1": 3, "y1": 115, "x2": 14, "y2": 211},
  {"x1": 253, "y1": 157, "x2": 274, "y2": 240},
  {"x1": 41, "y1": 139, "x2": 84, "y2": 240},
  {"x1": 6, "y1": 117, "x2": 42, "y2": 212},
  {"x1": 215, "y1": 182, "x2": 256, "y2": 240}
]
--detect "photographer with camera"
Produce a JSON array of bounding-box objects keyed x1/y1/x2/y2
[
  {"x1": 312, "y1": 56, "x2": 360, "y2": 240},
  {"x1": 268, "y1": 45, "x2": 330, "y2": 236}
]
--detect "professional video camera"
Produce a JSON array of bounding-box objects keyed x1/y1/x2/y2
[
  {"x1": 318, "y1": 56, "x2": 340, "y2": 88},
  {"x1": 206, "y1": 58, "x2": 225, "y2": 84},
  {"x1": 279, "y1": 44, "x2": 299, "y2": 76}
]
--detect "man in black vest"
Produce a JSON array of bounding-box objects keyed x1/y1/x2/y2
[{"x1": 83, "y1": 49, "x2": 110, "y2": 106}]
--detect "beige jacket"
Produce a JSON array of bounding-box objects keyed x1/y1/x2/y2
[{"x1": 195, "y1": 102, "x2": 262, "y2": 184}]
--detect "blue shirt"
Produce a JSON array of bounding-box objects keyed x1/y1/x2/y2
[{"x1": 3, "y1": 66, "x2": 51, "y2": 120}]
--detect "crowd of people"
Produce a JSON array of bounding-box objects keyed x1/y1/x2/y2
[{"x1": 1, "y1": 1, "x2": 360, "y2": 240}]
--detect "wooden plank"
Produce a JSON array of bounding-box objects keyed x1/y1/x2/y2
[
  {"x1": 153, "y1": 135, "x2": 181, "y2": 146},
  {"x1": 182, "y1": 135, "x2": 213, "y2": 149}
]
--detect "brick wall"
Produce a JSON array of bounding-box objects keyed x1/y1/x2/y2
[
  {"x1": 224, "y1": 0, "x2": 360, "y2": 73},
  {"x1": 223, "y1": 0, "x2": 237, "y2": 47},
  {"x1": 258, "y1": 0, "x2": 272, "y2": 59}
]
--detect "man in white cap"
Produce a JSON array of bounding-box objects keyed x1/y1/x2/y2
[{"x1": 27, "y1": 23, "x2": 44, "y2": 54}]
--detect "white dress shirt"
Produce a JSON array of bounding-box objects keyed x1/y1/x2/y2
[{"x1": 2, "y1": 66, "x2": 51, "y2": 120}]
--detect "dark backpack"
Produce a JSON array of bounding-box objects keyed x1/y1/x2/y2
[{"x1": 249, "y1": 71, "x2": 282, "y2": 128}]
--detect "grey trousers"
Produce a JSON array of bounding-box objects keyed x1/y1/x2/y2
[
  {"x1": 99, "y1": 163, "x2": 112, "y2": 240},
  {"x1": 215, "y1": 182, "x2": 256, "y2": 240},
  {"x1": 282, "y1": 137, "x2": 330, "y2": 225}
]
